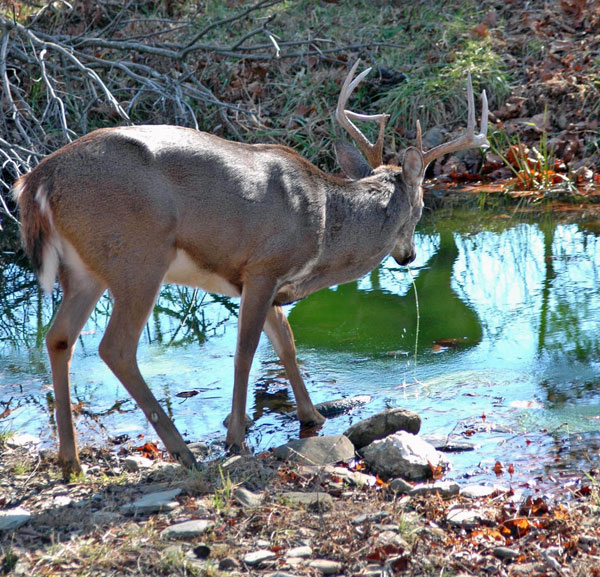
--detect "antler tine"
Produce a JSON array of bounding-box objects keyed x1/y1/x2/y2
[
  {"x1": 420, "y1": 72, "x2": 490, "y2": 169},
  {"x1": 336, "y1": 59, "x2": 390, "y2": 168}
]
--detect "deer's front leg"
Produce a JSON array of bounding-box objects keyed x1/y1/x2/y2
[
  {"x1": 264, "y1": 305, "x2": 326, "y2": 428},
  {"x1": 226, "y1": 276, "x2": 277, "y2": 452}
]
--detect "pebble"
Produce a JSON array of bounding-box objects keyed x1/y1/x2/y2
[
  {"x1": 409, "y1": 481, "x2": 460, "y2": 498},
  {"x1": 460, "y1": 484, "x2": 499, "y2": 499},
  {"x1": 219, "y1": 557, "x2": 239, "y2": 570},
  {"x1": 122, "y1": 455, "x2": 154, "y2": 472},
  {"x1": 286, "y1": 545, "x2": 312, "y2": 558},
  {"x1": 493, "y1": 546, "x2": 520, "y2": 560},
  {"x1": 161, "y1": 519, "x2": 215, "y2": 539},
  {"x1": 53, "y1": 495, "x2": 73, "y2": 507},
  {"x1": 120, "y1": 488, "x2": 181, "y2": 515},
  {"x1": 0, "y1": 507, "x2": 31, "y2": 531},
  {"x1": 243, "y1": 549, "x2": 276, "y2": 566},
  {"x1": 309, "y1": 559, "x2": 343, "y2": 575},
  {"x1": 351, "y1": 511, "x2": 389, "y2": 525},
  {"x1": 283, "y1": 491, "x2": 334, "y2": 512},
  {"x1": 389, "y1": 478, "x2": 414, "y2": 493},
  {"x1": 233, "y1": 487, "x2": 262, "y2": 508},
  {"x1": 446, "y1": 507, "x2": 483, "y2": 529},
  {"x1": 6, "y1": 434, "x2": 41, "y2": 448}
]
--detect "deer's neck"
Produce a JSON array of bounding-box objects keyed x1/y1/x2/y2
[{"x1": 275, "y1": 171, "x2": 401, "y2": 304}]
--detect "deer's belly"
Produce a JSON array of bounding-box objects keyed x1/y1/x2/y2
[{"x1": 164, "y1": 249, "x2": 241, "y2": 297}]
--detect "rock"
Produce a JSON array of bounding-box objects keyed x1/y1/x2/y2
[
  {"x1": 273, "y1": 435, "x2": 355, "y2": 465},
  {"x1": 0, "y1": 507, "x2": 31, "y2": 531},
  {"x1": 421, "y1": 434, "x2": 477, "y2": 452},
  {"x1": 361, "y1": 432, "x2": 448, "y2": 480},
  {"x1": 192, "y1": 544, "x2": 211, "y2": 559},
  {"x1": 375, "y1": 530, "x2": 409, "y2": 551},
  {"x1": 233, "y1": 487, "x2": 262, "y2": 508},
  {"x1": 309, "y1": 559, "x2": 343, "y2": 575},
  {"x1": 123, "y1": 455, "x2": 154, "y2": 472},
  {"x1": 91, "y1": 510, "x2": 121, "y2": 524},
  {"x1": 460, "y1": 485, "x2": 498, "y2": 499},
  {"x1": 493, "y1": 547, "x2": 520, "y2": 560},
  {"x1": 351, "y1": 511, "x2": 389, "y2": 525},
  {"x1": 53, "y1": 495, "x2": 72, "y2": 507},
  {"x1": 223, "y1": 412, "x2": 253, "y2": 430},
  {"x1": 344, "y1": 408, "x2": 421, "y2": 450},
  {"x1": 243, "y1": 549, "x2": 276, "y2": 567},
  {"x1": 286, "y1": 545, "x2": 312, "y2": 558},
  {"x1": 388, "y1": 478, "x2": 414, "y2": 494},
  {"x1": 331, "y1": 466, "x2": 377, "y2": 488},
  {"x1": 161, "y1": 519, "x2": 215, "y2": 539},
  {"x1": 409, "y1": 481, "x2": 460, "y2": 498},
  {"x1": 314, "y1": 395, "x2": 371, "y2": 418},
  {"x1": 446, "y1": 507, "x2": 483, "y2": 529},
  {"x1": 6, "y1": 434, "x2": 41, "y2": 448},
  {"x1": 120, "y1": 488, "x2": 181, "y2": 515},
  {"x1": 283, "y1": 492, "x2": 334, "y2": 512},
  {"x1": 421, "y1": 127, "x2": 446, "y2": 149},
  {"x1": 219, "y1": 557, "x2": 239, "y2": 570}
]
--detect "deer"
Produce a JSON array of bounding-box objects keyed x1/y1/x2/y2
[{"x1": 12, "y1": 60, "x2": 488, "y2": 479}]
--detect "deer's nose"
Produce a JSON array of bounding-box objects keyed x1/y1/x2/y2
[{"x1": 396, "y1": 252, "x2": 416, "y2": 266}]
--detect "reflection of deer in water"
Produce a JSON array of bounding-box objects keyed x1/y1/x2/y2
[
  {"x1": 13, "y1": 60, "x2": 488, "y2": 479},
  {"x1": 289, "y1": 228, "x2": 483, "y2": 354}
]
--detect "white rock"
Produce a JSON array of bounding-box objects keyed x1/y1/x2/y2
[
  {"x1": 361, "y1": 432, "x2": 448, "y2": 480},
  {"x1": 6, "y1": 434, "x2": 40, "y2": 448},
  {"x1": 460, "y1": 484, "x2": 497, "y2": 499},
  {"x1": 0, "y1": 507, "x2": 31, "y2": 530},
  {"x1": 53, "y1": 495, "x2": 72, "y2": 507}
]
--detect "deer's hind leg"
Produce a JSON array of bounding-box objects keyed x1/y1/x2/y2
[
  {"x1": 45, "y1": 264, "x2": 106, "y2": 480},
  {"x1": 97, "y1": 254, "x2": 197, "y2": 470}
]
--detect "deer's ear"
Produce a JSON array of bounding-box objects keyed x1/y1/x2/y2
[
  {"x1": 402, "y1": 147, "x2": 424, "y2": 188},
  {"x1": 335, "y1": 141, "x2": 373, "y2": 180}
]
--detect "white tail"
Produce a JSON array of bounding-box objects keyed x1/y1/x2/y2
[{"x1": 13, "y1": 61, "x2": 489, "y2": 478}]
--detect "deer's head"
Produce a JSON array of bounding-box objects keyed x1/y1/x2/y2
[{"x1": 335, "y1": 60, "x2": 488, "y2": 267}]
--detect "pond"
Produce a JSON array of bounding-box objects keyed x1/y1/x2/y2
[{"x1": 1, "y1": 206, "x2": 600, "y2": 491}]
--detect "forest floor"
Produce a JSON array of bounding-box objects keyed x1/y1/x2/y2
[{"x1": 1, "y1": 1, "x2": 600, "y2": 576}]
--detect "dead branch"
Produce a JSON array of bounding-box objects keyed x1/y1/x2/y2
[{"x1": 0, "y1": 0, "x2": 395, "y2": 212}]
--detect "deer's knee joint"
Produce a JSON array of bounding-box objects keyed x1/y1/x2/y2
[{"x1": 46, "y1": 332, "x2": 71, "y2": 353}]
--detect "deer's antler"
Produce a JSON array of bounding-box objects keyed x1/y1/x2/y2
[
  {"x1": 417, "y1": 72, "x2": 489, "y2": 169},
  {"x1": 336, "y1": 60, "x2": 390, "y2": 169}
]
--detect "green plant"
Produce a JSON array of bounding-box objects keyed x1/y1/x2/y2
[
  {"x1": 489, "y1": 115, "x2": 576, "y2": 194},
  {"x1": 212, "y1": 466, "x2": 235, "y2": 512},
  {"x1": 0, "y1": 427, "x2": 13, "y2": 448}
]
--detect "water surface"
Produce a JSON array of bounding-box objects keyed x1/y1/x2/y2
[{"x1": 2, "y1": 208, "x2": 599, "y2": 490}]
